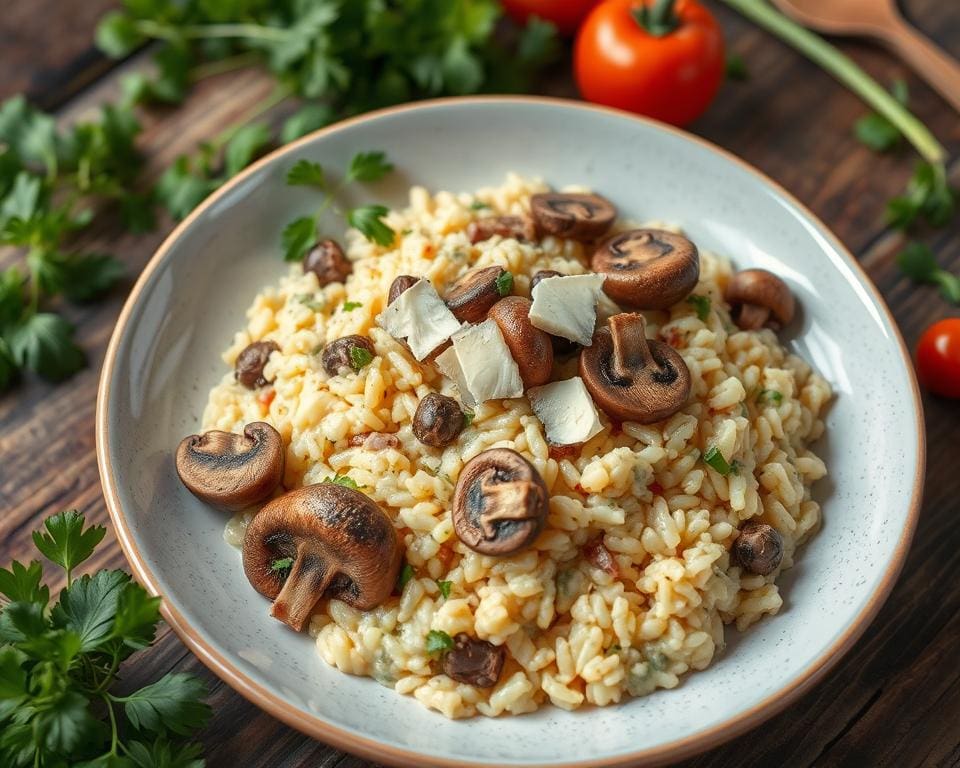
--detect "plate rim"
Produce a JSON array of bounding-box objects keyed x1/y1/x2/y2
[{"x1": 95, "y1": 95, "x2": 925, "y2": 768}]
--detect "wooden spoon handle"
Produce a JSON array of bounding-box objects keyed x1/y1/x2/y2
[{"x1": 881, "y1": 19, "x2": 960, "y2": 114}]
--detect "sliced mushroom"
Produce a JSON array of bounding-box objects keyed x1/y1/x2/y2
[
  {"x1": 388, "y1": 274, "x2": 419, "y2": 305},
  {"x1": 592, "y1": 229, "x2": 700, "y2": 309},
  {"x1": 579, "y1": 313, "x2": 691, "y2": 424},
  {"x1": 530, "y1": 271, "x2": 579, "y2": 356},
  {"x1": 441, "y1": 634, "x2": 506, "y2": 688},
  {"x1": 242, "y1": 483, "x2": 402, "y2": 631},
  {"x1": 175, "y1": 422, "x2": 284, "y2": 512},
  {"x1": 530, "y1": 192, "x2": 615, "y2": 241},
  {"x1": 452, "y1": 448, "x2": 548, "y2": 556},
  {"x1": 466, "y1": 215, "x2": 534, "y2": 244},
  {"x1": 725, "y1": 269, "x2": 795, "y2": 331},
  {"x1": 444, "y1": 266, "x2": 513, "y2": 323},
  {"x1": 348, "y1": 432, "x2": 400, "y2": 450},
  {"x1": 321, "y1": 335, "x2": 375, "y2": 376},
  {"x1": 487, "y1": 297, "x2": 553, "y2": 388},
  {"x1": 235, "y1": 340, "x2": 280, "y2": 389},
  {"x1": 303, "y1": 239, "x2": 351, "y2": 286},
  {"x1": 734, "y1": 521, "x2": 784, "y2": 575},
  {"x1": 413, "y1": 393, "x2": 465, "y2": 448}
]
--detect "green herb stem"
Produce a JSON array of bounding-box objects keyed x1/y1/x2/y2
[
  {"x1": 207, "y1": 85, "x2": 291, "y2": 153},
  {"x1": 135, "y1": 19, "x2": 292, "y2": 43},
  {"x1": 189, "y1": 52, "x2": 262, "y2": 82},
  {"x1": 719, "y1": 0, "x2": 946, "y2": 166},
  {"x1": 102, "y1": 694, "x2": 120, "y2": 756}
]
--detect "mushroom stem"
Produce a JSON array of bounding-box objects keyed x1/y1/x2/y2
[
  {"x1": 608, "y1": 313, "x2": 652, "y2": 383},
  {"x1": 270, "y1": 549, "x2": 336, "y2": 631},
  {"x1": 737, "y1": 303, "x2": 771, "y2": 331}
]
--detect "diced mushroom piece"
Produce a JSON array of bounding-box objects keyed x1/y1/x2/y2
[
  {"x1": 435, "y1": 320, "x2": 524, "y2": 407},
  {"x1": 592, "y1": 229, "x2": 700, "y2": 309},
  {"x1": 528, "y1": 273, "x2": 606, "y2": 346},
  {"x1": 583, "y1": 534, "x2": 619, "y2": 577},
  {"x1": 527, "y1": 377, "x2": 603, "y2": 446},
  {"x1": 388, "y1": 274, "x2": 419, "y2": 305},
  {"x1": 303, "y1": 239, "x2": 351, "y2": 286},
  {"x1": 444, "y1": 266, "x2": 513, "y2": 324},
  {"x1": 452, "y1": 448, "x2": 548, "y2": 556},
  {"x1": 530, "y1": 192, "x2": 616, "y2": 241},
  {"x1": 487, "y1": 297, "x2": 553, "y2": 388},
  {"x1": 579, "y1": 313, "x2": 691, "y2": 424},
  {"x1": 348, "y1": 432, "x2": 400, "y2": 450},
  {"x1": 321, "y1": 335, "x2": 375, "y2": 376},
  {"x1": 175, "y1": 422, "x2": 284, "y2": 512},
  {"x1": 413, "y1": 393, "x2": 466, "y2": 448},
  {"x1": 442, "y1": 634, "x2": 506, "y2": 688},
  {"x1": 466, "y1": 215, "x2": 534, "y2": 244},
  {"x1": 235, "y1": 340, "x2": 280, "y2": 389},
  {"x1": 734, "y1": 521, "x2": 784, "y2": 575},
  {"x1": 724, "y1": 269, "x2": 795, "y2": 331},
  {"x1": 380, "y1": 278, "x2": 461, "y2": 360},
  {"x1": 242, "y1": 483, "x2": 402, "y2": 631}
]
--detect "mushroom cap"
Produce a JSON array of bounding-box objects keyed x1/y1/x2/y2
[
  {"x1": 733, "y1": 521, "x2": 784, "y2": 575},
  {"x1": 724, "y1": 269, "x2": 795, "y2": 330},
  {"x1": 388, "y1": 274, "x2": 419, "y2": 305},
  {"x1": 579, "y1": 313, "x2": 691, "y2": 424},
  {"x1": 591, "y1": 229, "x2": 700, "y2": 310},
  {"x1": 444, "y1": 265, "x2": 512, "y2": 323},
  {"x1": 452, "y1": 448, "x2": 549, "y2": 556},
  {"x1": 175, "y1": 422, "x2": 284, "y2": 512},
  {"x1": 234, "y1": 340, "x2": 280, "y2": 389},
  {"x1": 412, "y1": 393, "x2": 465, "y2": 448},
  {"x1": 466, "y1": 215, "x2": 534, "y2": 244},
  {"x1": 321, "y1": 335, "x2": 375, "y2": 376},
  {"x1": 487, "y1": 296, "x2": 554, "y2": 388},
  {"x1": 242, "y1": 483, "x2": 402, "y2": 631},
  {"x1": 530, "y1": 192, "x2": 616, "y2": 241}
]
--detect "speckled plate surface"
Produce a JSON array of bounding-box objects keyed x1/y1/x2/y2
[{"x1": 96, "y1": 98, "x2": 924, "y2": 768}]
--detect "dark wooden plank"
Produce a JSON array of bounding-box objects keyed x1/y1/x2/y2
[
  {"x1": 2, "y1": 2, "x2": 960, "y2": 767},
  {"x1": 0, "y1": 0, "x2": 121, "y2": 108}
]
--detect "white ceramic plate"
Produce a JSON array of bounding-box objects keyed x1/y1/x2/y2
[{"x1": 97, "y1": 98, "x2": 923, "y2": 767}]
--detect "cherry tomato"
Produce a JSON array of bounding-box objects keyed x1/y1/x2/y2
[
  {"x1": 502, "y1": 0, "x2": 602, "y2": 36},
  {"x1": 915, "y1": 318, "x2": 960, "y2": 398},
  {"x1": 574, "y1": 0, "x2": 725, "y2": 127}
]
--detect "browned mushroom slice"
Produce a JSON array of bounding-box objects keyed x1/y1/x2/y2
[
  {"x1": 529, "y1": 271, "x2": 580, "y2": 356},
  {"x1": 734, "y1": 521, "x2": 784, "y2": 575},
  {"x1": 487, "y1": 297, "x2": 554, "y2": 388},
  {"x1": 321, "y1": 335, "x2": 375, "y2": 376},
  {"x1": 583, "y1": 535, "x2": 619, "y2": 577},
  {"x1": 724, "y1": 269, "x2": 796, "y2": 331},
  {"x1": 466, "y1": 216, "x2": 534, "y2": 244},
  {"x1": 444, "y1": 266, "x2": 513, "y2": 324},
  {"x1": 413, "y1": 393, "x2": 466, "y2": 448},
  {"x1": 388, "y1": 274, "x2": 419, "y2": 305},
  {"x1": 442, "y1": 634, "x2": 506, "y2": 688},
  {"x1": 579, "y1": 313, "x2": 691, "y2": 424},
  {"x1": 592, "y1": 229, "x2": 700, "y2": 310},
  {"x1": 235, "y1": 340, "x2": 280, "y2": 389},
  {"x1": 175, "y1": 422, "x2": 284, "y2": 512},
  {"x1": 303, "y1": 239, "x2": 351, "y2": 286},
  {"x1": 348, "y1": 432, "x2": 400, "y2": 450},
  {"x1": 530, "y1": 192, "x2": 616, "y2": 241},
  {"x1": 242, "y1": 483, "x2": 402, "y2": 631},
  {"x1": 452, "y1": 448, "x2": 548, "y2": 556}
]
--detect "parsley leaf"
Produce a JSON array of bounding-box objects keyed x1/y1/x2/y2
[
  {"x1": 270, "y1": 557, "x2": 294, "y2": 573},
  {"x1": 397, "y1": 563, "x2": 414, "y2": 590},
  {"x1": 425, "y1": 629, "x2": 454, "y2": 656},
  {"x1": 322, "y1": 473, "x2": 359, "y2": 489},
  {"x1": 897, "y1": 242, "x2": 960, "y2": 305},
  {"x1": 756, "y1": 389, "x2": 783, "y2": 405},
  {"x1": 120, "y1": 673, "x2": 212, "y2": 736},
  {"x1": 346, "y1": 151, "x2": 393, "y2": 183},
  {"x1": 281, "y1": 104, "x2": 332, "y2": 143},
  {"x1": 350, "y1": 345, "x2": 373, "y2": 370},
  {"x1": 281, "y1": 216, "x2": 316, "y2": 262},
  {"x1": 348, "y1": 204, "x2": 394, "y2": 246},
  {"x1": 51, "y1": 569, "x2": 129, "y2": 652},
  {"x1": 111, "y1": 581, "x2": 163, "y2": 653},
  {"x1": 854, "y1": 80, "x2": 908, "y2": 152},
  {"x1": 31, "y1": 510, "x2": 105, "y2": 581},
  {"x1": 462, "y1": 411, "x2": 475, "y2": 428},
  {"x1": 470, "y1": 201, "x2": 490, "y2": 210},
  {"x1": 495, "y1": 270, "x2": 513, "y2": 297},
  {"x1": 686, "y1": 294, "x2": 710, "y2": 321},
  {"x1": 436, "y1": 580, "x2": 452, "y2": 599},
  {"x1": 6, "y1": 313, "x2": 85, "y2": 382},
  {"x1": 286, "y1": 159, "x2": 325, "y2": 188},
  {"x1": 224, "y1": 122, "x2": 271, "y2": 178},
  {"x1": 703, "y1": 445, "x2": 734, "y2": 476},
  {"x1": 341, "y1": 300, "x2": 362, "y2": 312},
  {"x1": 0, "y1": 560, "x2": 49, "y2": 607},
  {"x1": 887, "y1": 162, "x2": 956, "y2": 230}
]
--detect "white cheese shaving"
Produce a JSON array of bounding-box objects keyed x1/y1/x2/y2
[
  {"x1": 437, "y1": 320, "x2": 524, "y2": 406},
  {"x1": 527, "y1": 377, "x2": 603, "y2": 446},
  {"x1": 529, "y1": 274, "x2": 606, "y2": 346},
  {"x1": 379, "y1": 279, "x2": 461, "y2": 360}
]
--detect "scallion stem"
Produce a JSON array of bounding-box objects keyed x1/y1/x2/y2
[
  {"x1": 719, "y1": 0, "x2": 947, "y2": 166},
  {"x1": 135, "y1": 19, "x2": 292, "y2": 43}
]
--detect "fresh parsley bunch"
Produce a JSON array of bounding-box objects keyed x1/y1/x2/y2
[{"x1": 0, "y1": 510, "x2": 210, "y2": 767}]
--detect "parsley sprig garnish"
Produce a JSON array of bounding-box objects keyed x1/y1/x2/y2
[
  {"x1": 0, "y1": 510, "x2": 210, "y2": 767},
  {"x1": 283, "y1": 151, "x2": 395, "y2": 260}
]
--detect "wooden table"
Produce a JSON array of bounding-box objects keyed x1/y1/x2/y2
[{"x1": 2, "y1": 3, "x2": 959, "y2": 766}]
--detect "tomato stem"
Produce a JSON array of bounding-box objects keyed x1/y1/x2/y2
[
  {"x1": 632, "y1": 0, "x2": 680, "y2": 37},
  {"x1": 719, "y1": 0, "x2": 947, "y2": 167}
]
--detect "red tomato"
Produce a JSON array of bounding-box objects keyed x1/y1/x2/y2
[
  {"x1": 502, "y1": 0, "x2": 602, "y2": 35},
  {"x1": 574, "y1": 0, "x2": 725, "y2": 127},
  {"x1": 916, "y1": 318, "x2": 960, "y2": 398}
]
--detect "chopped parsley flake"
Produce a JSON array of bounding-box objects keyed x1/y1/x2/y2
[
  {"x1": 350, "y1": 345, "x2": 373, "y2": 371},
  {"x1": 686, "y1": 294, "x2": 710, "y2": 321},
  {"x1": 322, "y1": 473, "x2": 360, "y2": 489},
  {"x1": 495, "y1": 270, "x2": 514, "y2": 297},
  {"x1": 462, "y1": 411, "x2": 475, "y2": 428},
  {"x1": 425, "y1": 629, "x2": 454, "y2": 655},
  {"x1": 703, "y1": 445, "x2": 734, "y2": 476},
  {"x1": 436, "y1": 580, "x2": 452, "y2": 599},
  {"x1": 757, "y1": 389, "x2": 783, "y2": 405},
  {"x1": 296, "y1": 293, "x2": 324, "y2": 311},
  {"x1": 470, "y1": 201, "x2": 491, "y2": 210},
  {"x1": 398, "y1": 563, "x2": 414, "y2": 590},
  {"x1": 342, "y1": 301, "x2": 362, "y2": 312},
  {"x1": 270, "y1": 557, "x2": 294, "y2": 573}
]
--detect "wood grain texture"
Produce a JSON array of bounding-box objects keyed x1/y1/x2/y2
[{"x1": 1, "y1": 2, "x2": 959, "y2": 767}]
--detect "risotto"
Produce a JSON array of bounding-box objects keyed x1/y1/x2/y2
[{"x1": 198, "y1": 174, "x2": 831, "y2": 718}]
